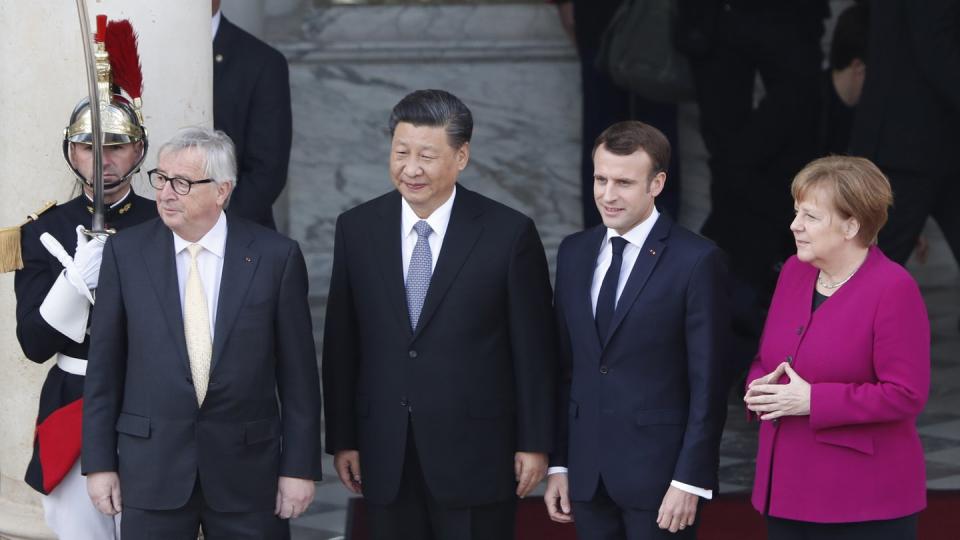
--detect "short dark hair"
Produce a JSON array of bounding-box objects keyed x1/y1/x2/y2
[
  {"x1": 593, "y1": 121, "x2": 671, "y2": 176},
  {"x1": 388, "y1": 89, "x2": 473, "y2": 149},
  {"x1": 829, "y1": 3, "x2": 869, "y2": 70}
]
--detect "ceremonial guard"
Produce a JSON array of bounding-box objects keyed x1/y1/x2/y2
[{"x1": 10, "y1": 16, "x2": 156, "y2": 538}]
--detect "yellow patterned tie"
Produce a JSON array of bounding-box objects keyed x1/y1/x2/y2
[{"x1": 184, "y1": 244, "x2": 212, "y2": 405}]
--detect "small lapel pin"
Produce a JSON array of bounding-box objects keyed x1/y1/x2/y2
[
  {"x1": 215, "y1": 54, "x2": 224, "y2": 63},
  {"x1": 244, "y1": 256, "x2": 253, "y2": 263},
  {"x1": 649, "y1": 249, "x2": 657, "y2": 256}
]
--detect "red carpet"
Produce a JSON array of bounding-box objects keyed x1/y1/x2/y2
[{"x1": 346, "y1": 490, "x2": 960, "y2": 539}]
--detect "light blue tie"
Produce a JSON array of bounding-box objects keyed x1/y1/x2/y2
[{"x1": 406, "y1": 220, "x2": 433, "y2": 330}]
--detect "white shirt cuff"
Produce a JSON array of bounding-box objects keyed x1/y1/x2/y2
[
  {"x1": 671, "y1": 480, "x2": 712, "y2": 500},
  {"x1": 39, "y1": 270, "x2": 91, "y2": 343},
  {"x1": 547, "y1": 466, "x2": 568, "y2": 476}
]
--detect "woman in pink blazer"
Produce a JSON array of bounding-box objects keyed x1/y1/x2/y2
[{"x1": 744, "y1": 156, "x2": 930, "y2": 539}]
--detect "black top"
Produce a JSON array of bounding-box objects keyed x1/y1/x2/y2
[
  {"x1": 812, "y1": 288, "x2": 829, "y2": 311},
  {"x1": 571, "y1": 0, "x2": 625, "y2": 53},
  {"x1": 818, "y1": 69, "x2": 856, "y2": 156}
]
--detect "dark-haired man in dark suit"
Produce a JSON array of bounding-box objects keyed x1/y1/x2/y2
[
  {"x1": 544, "y1": 121, "x2": 728, "y2": 539},
  {"x1": 212, "y1": 0, "x2": 292, "y2": 229},
  {"x1": 323, "y1": 89, "x2": 557, "y2": 539}
]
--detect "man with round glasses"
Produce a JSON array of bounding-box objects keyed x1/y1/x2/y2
[{"x1": 13, "y1": 21, "x2": 156, "y2": 538}]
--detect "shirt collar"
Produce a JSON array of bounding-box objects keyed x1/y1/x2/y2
[
  {"x1": 173, "y1": 211, "x2": 228, "y2": 258},
  {"x1": 212, "y1": 9, "x2": 222, "y2": 41},
  {"x1": 401, "y1": 185, "x2": 457, "y2": 239},
  {"x1": 604, "y1": 207, "x2": 660, "y2": 248}
]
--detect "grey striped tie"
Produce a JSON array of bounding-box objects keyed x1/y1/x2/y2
[{"x1": 406, "y1": 220, "x2": 433, "y2": 330}]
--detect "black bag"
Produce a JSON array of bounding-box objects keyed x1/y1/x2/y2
[{"x1": 595, "y1": 0, "x2": 696, "y2": 103}]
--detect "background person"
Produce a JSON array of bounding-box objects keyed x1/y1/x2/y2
[{"x1": 212, "y1": 0, "x2": 292, "y2": 229}]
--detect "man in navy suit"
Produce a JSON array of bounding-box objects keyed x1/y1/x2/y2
[
  {"x1": 543, "y1": 121, "x2": 728, "y2": 539},
  {"x1": 212, "y1": 0, "x2": 292, "y2": 229}
]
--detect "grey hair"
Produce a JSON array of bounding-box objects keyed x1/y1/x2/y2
[{"x1": 157, "y1": 127, "x2": 237, "y2": 186}]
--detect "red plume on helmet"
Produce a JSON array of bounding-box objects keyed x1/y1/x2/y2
[{"x1": 104, "y1": 19, "x2": 143, "y2": 101}]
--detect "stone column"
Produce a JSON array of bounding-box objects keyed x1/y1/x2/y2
[{"x1": 0, "y1": 2, "x2": 211, "y2": 537}]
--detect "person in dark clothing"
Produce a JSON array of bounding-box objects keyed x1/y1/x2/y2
[
  {"x1": 555, "y1": 0, "x2": 682, "y2": 228},
  {"x1": 818, "y1": 2, "x2": 869, "y2": 157},
  {"x1": 849, "y1": 0, "x2": 960, "y2": 268},
  {"x1": 678, "y1": 0, "x2": 828, "y2": 303},
  {"x1": 212, "y1": 0, "x2": 292, "y2": 230},
  {"x1": 674, "y1": 0, "x2": 829, "y2": 383}
]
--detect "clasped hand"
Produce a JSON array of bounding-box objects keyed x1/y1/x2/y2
[{"x1": 744, "y1": 362, "x2": 811, "y2": 420}]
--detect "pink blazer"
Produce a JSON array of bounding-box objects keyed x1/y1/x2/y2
[{"x1": 747, "y1": 246, "x2": 930, "y2": 523}]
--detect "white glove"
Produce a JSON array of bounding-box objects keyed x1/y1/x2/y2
[
  {"x1": 72, "y1": 225, "x2": 106, "y2": 290},
  {"x1": 40, "y1": 233, "x2": 94, "y2": 304}
]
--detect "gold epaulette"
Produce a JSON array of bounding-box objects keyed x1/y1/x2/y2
[{"x1": 0, "y1": 200, "x2": 57, "y2": 273}]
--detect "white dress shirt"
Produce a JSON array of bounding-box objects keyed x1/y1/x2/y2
[
  {"x1": 401, "y1": 186, "x2": 456, "y2": 281},
  {"x1": 549, "y1": 207, "x2": 712, "y2": 500},
  {"x1": 172, "y1": 211, "x2": 227, "y2": 338},
  {"x1": 212, "y1": 9, "x2": 221, "y2": 40},
  {"x1": 590, "y1": 208, "x2": 660, "y2": 315}
]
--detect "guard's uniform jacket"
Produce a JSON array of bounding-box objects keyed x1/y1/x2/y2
[{"x1": 15, "y1": 191, "x2": 156, "y2": 494}]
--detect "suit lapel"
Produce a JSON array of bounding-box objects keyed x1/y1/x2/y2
[
  {"x1": 211, "y1": 216, "x2": 260, "y2": 370},
  {"x1": 602, "y1": 214, "x2": 671, "y2": 349},
  {"x1": 141, "y1": 221, "x2": 190, "y2": 375},
  {"x1": 573, "y1": 226, "x2": 607, "y2": 356},
  {"x1": 373, "y1": 192, "x2": 413, "y2": 334},
  {"x1": 412, "y1": 187, "x2": 482, "y2": 341}
]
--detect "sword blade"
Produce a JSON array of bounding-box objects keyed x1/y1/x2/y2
[{"x1": 75, "y1": 0, "x2": 106, "y2": 233}]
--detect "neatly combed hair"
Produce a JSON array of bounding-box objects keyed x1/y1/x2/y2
[
  {"x1": 388, "y1": 89, "x2": 473, "y2": 149},
  {"x1": 791, "y1": 156, "x2": 893, "y2": 246},
  {"x1": 829, "y1": 3, "x2": 869, "y2": 70},
  {"x1": 593, "y1": 121, "x2": 671, "y2": 177},
  {"x1": 157, "y1": 127, "x2": 237, "y2": 186}
]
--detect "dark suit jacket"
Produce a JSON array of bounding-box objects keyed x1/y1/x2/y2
[
  {"x1": 322, "y1": 186, "x2": 557, "y2": 508},
  {"x1": 552, "y1": 215, "x2": 728, "y2": 509},
  {"x1": 214, "y1": 16, "x2": 292, "y2": 229},
  {"x1": 82, "y1": 215, "x2": 322, "y2": 512},
  {"x1": 849, "y1": 0, "x2": 960, "y2": 176}
]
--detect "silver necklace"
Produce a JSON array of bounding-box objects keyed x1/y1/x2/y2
[
  {"x1": 817, "y1": 270, "x2": 856, "y2": 289},
  {"x1": 817, "y1": 253, "x2": 868, "y2": 289}
]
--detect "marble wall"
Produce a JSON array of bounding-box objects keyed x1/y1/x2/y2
[{"x1": 277, "y1": 4, "x2": 584, "y2": 336}]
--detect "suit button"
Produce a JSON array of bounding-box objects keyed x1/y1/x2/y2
[
  {"x1": 785, "y1": 356, "x2": 793, "y2": 364},
  {"x1": 796, "y1": 326, "x2": 804, "y2": 335},
  {"x1": 599, "y1": 365, "x2": 609, "y2": 375},
  {"x1": 185, "y1": 376, "x2": 193, "y2": 383},
  {"x1": 408, "y1": 350, "x2": 418, "y2": 359},
  {"x1": 400, "y1": 398, "x2": 409, "y2": 407}
]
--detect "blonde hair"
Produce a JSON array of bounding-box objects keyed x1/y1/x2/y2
[{"x1": 791, "y1": 156, "x2": 893, "y2": 246}]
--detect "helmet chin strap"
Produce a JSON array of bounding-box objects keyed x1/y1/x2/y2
[
  {"x1": 79, "y1": 174, "x2": 131, "y2": 191},
  {"x1": 67, "y1": 138, "x2": 148, "y2": 192}
]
